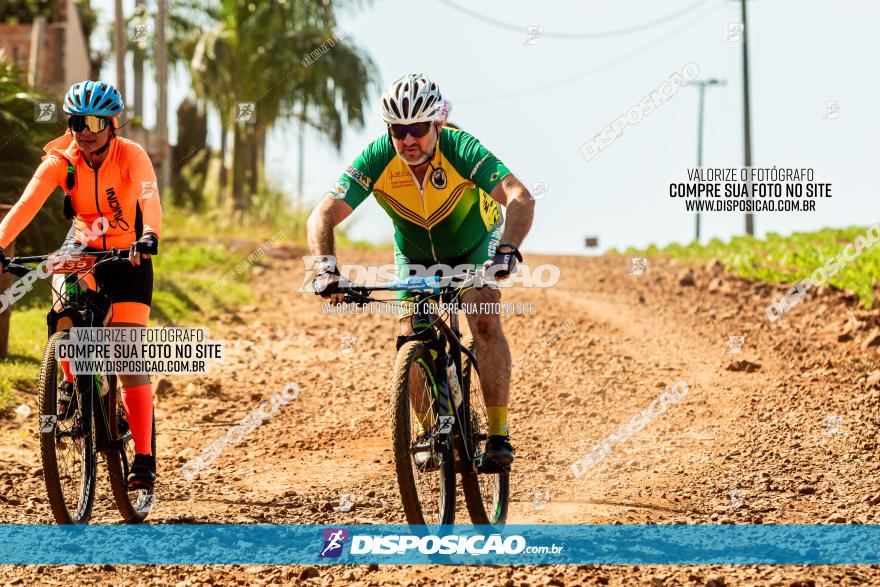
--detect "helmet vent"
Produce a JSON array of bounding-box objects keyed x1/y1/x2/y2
[{"x1": 380, "y1": 73, "x2": 443, "y2": 124}]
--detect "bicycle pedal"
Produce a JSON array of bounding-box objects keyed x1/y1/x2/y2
[
  {"x1": 476, "y1": 456, "x2": 511, "y2": 474},
  {"x1": 127, "y1": 481, "x2": 154, "y2": 492}
]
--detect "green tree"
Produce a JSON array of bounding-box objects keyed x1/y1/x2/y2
[{"x1": 0, "y1": 54, "x2": 69, "y2": 254}]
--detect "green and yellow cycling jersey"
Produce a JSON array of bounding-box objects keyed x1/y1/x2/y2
[{"x1": 333, "y1": 127, "x2": 510, "y2": 263}]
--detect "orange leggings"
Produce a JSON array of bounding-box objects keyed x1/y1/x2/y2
[{"x1": 121, "y1": 384, "x2": 153, "y2": 456}]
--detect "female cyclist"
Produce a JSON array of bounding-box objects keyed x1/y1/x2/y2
[{"x1": 0, "y1": 80, "x2": 161, "y2": 489}]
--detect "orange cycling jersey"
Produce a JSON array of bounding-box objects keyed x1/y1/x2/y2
[{"x1": 0, "y1": 132, "x2": 162, "y2": 250}]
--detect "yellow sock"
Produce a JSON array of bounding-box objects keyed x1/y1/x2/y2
[{"x1": 486, "y1": 406, "x2": 509, "y2": 437}]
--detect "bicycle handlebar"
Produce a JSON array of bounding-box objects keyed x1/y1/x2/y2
[
  {"x1": 342, "y1": 273, "x2": 480, "y2": 293},
  {"x1": 2, "y1": 248, "x2": 132, "y2": 278},
  {"x1": 335, "y1": 272, "x2": 484, "y2": 305}
]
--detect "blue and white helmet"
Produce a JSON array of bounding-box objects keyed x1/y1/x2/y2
[{"x1": 63, "y1": 81, "x2": 125, "y2": 117}]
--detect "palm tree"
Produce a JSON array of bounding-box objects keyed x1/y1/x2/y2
[
  {"x1": 190, "y1": 21, "x2": 238, "y2": 206},
  {"x1": 113, "y1": 0, "x2": 125, "y2": 99},
  {"x1": 127, "y1": 0, "x2": 213, "y2": 122},
  {"x1": 189, "y1": 0, "x2": 378, "y2": 211}
]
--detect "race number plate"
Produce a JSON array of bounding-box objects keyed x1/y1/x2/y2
[{"x1": 46, "y1": 254, "x2": 97, "y2": 274}]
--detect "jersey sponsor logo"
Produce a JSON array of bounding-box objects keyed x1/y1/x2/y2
[
  {"x1": 388, "y1": 169, "x2": 413, "y2": 189},
  {"x1": 328, "y1": 180, "x2": 350, "y2": 200},
  {"x1": 479, "y1": 190, "x2": 501, "y2": 230},
  {"x1": 470, "y1": 154, "x2": 490, "y2": 180},
  {"x1": 105, "y1": 187, "x2": 129, "y2": 230},
  {"x1": 345, "y1": 165, "x2": 371, "y2": 189},
  {"x1": 430, "y1": 167, "x2": 447, "y2": 189}
]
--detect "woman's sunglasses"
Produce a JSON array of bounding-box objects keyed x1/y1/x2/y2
[
  {"x1": 67, "y1": 115, "x2": 111, "y2": 133},
  {"x1": 389, "y1": 121, "x2": 433, "y2": 140}
]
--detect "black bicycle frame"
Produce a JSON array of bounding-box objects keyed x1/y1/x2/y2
[
  {"x1": 5, "y1": 250, "x2": 128, "y2": 453},
  {"x1": 345, "y1": 282, "x2": 482, "y2": 467}
]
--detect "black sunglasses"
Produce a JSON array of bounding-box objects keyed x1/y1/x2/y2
[
  {"x1": 389, "y1": 122, "x2": 433, "y2": 140},
  {"x1": 68, "y1": 115, "x2": 111, "y2": 133}
]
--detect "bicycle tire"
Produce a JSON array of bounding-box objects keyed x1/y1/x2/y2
[
  {"x1": 459, "y1": 340, "x2": 509, "y2": 526},
  {"x1": 391, "y1": 341, "x2": 456, "y2": 526},
  {"x1": 38, "y1": 331, "x2": 97, "y2": 524},
  {"x1": 106, "y1": 374, "x2": 156, "y2": 523}
]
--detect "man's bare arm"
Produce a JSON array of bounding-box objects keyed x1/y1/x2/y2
[
  {"x1": 306, "y1": 195, "x2": 354, "y2": 257},
  {"x1": 490, "y1": 174, "x2": 535, "y2": 248}
]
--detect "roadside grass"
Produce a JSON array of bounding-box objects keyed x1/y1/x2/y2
[
  {"x1": 0, "y1": 240, "x2": 254, "y2": 412},
  {"x1": 151, "y1": 241, "x2": 252, "y2": 324},
  {"x1": 0, "y1": 195, "x2": 385, "y2": 412},
  {"x1": 623, "y1": 225, "x2": 880, "y2": 307},
  {"x1": 0, "y1": 307, "x2": 46, "y2": 408}
]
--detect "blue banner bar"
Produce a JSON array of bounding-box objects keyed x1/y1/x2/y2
[{"x1": 1, "y1": 524, "x2": 878, "y2": 565}]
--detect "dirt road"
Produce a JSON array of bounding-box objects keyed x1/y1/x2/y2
[{"x1": 2, "y1": 246, "x2": 879, "y2": 585}]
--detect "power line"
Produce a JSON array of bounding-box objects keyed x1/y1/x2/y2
[
  {"x1": 456, "y1": 2, "x2": 723, "y2": 105},
  {"x1": 437, "y1": 0, "x2": 713, "y2": 40}
]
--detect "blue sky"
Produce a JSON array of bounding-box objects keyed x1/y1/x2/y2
[{"x1": 95, "y1": 0, "x2": 879, "y2": 254}]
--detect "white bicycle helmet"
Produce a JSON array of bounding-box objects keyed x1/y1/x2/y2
[{"x1": 381, "y1": 74, "x2": 444, "y2": 124}]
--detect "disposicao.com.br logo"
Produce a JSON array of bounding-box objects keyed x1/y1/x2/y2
[
  {"x1": 319, "y1": 529, "x2": 564, "y2": 557},
  {"x1": 320, "y1": 528, "x2": 349, "y2": 558}
]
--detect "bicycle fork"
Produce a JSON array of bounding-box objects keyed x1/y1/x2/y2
[
  {"x1": 430, "y1": 337, "x2": 476, "y2": 471},
  {"x1": 432, "y1": 336, "x2": 455, "y2": 443}
]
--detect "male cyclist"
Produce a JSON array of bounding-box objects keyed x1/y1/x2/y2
[
  {"x1": 0, "y1": 81, "x2": 161, "y2": 489},
  {"x1": 307, "y1": 73, "x2": 534, "y2": 469}
]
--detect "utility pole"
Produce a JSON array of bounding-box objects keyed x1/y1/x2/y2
[
  {"x1": 27, "y1": 16, "x2": 46, "y2": 88},
  {"x1": 686, "y1": 79, "x2": 726, "y2": 242},
  {"x1": 156, "y1": 0, "x2": 170, "y2": 193},
  {"x1": 297, "y1": 101, "x2": 306, "y2": 207},
  {"x1": 133, "y1": 0, "x2": 145, "y2": 121},
  {"x1": 740, "y1": 0, "x2": 755, "y2": 235},
  {"x1": 0, "y1": 206, "x2": 14, "y2": 359},
  {"x1": 113, "y1": 0, "x2": 126, "y2": 100}
]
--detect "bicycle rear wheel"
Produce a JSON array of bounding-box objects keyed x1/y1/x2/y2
[
  {"x1": 38, "y1": 331, "x2": 97, "y2": 524},
  {"x1": 460, "y1": 341, "x2": 509, "y2": 526},
  {"x1": 105, "y1": 376, "x2": 156, "y2": 523},
  {"x1": 391, "y1": 341, "x2": 456, "y2": 526}
]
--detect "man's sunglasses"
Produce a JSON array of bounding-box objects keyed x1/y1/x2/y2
[
  {"x1": 389, "y1": 121, "x2": 433, "y2": 140},
  {"x1": 67, "y1": 115, "x2": 111, "y2": 133}
]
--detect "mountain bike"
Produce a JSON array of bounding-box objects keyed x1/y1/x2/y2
[
  {"x1": 339, "y1": 272, "x2": 510, "y2": 526},
  {"x1": 3, "y1": 248, "x2": 155, "y2": 524}
]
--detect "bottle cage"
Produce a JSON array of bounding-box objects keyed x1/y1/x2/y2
[{"x1": 63, "y1": 158, "x2": 76, "y2": 220}]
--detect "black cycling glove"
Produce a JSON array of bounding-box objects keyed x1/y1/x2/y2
[
  {"x1": 131, "y1": 234, "x2": 159, "y2": 256},
  {"x1": 485, "y1": 243, "x2": 523, "y2": 280}
]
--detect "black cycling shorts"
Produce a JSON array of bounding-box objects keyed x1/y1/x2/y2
[{"x1": 60, "y1": 239, "x2": 153, "y2": 306}]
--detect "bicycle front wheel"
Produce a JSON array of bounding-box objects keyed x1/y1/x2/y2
[
  {"x1": 460, "y1": 340, "x2": 509, "y2": 526},
  {"x1": 391, "y1": 341, "x2": 456, "y2": 526},
  {"x1": 38, "y1": 331, "x2": 97, "y2": 524}
]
